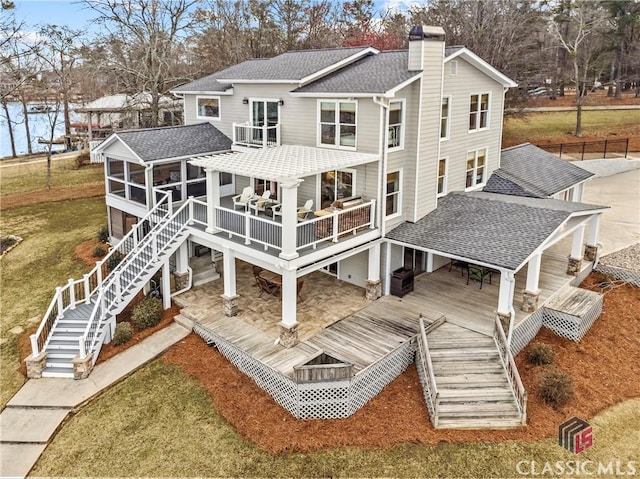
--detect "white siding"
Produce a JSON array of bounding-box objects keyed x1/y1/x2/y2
[
  {"x1": 439, "y1": 58, "x2": 505, "y2": 196},
  {"x1": 101, "y1": 139, "x2": 139, "y2": 161},
  {"x1": 338, "y1": 250, "x2": 368, "y2": 287}
]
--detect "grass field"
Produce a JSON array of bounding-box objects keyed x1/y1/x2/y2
[
  {"x1": 503, "y1": 110, "x2": 640, "y2": 149},
  {"x1": 31, "y1": 360, "x2": 640, "y2": 477}
]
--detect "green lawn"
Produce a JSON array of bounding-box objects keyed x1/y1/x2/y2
[
  {"x1": 0, "y1": 157, "x2": 104, "y2": 197},
  {"x1": 31, "y1": 360, "x2": 640, "y2": 477},
  {"x1": 0, "y1": 197, "x2": 107, "y2": 407},
  {"x1": 503, "y1": 110, "x2": 640, "y2": 143}
]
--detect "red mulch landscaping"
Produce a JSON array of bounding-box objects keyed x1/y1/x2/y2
[{"x1": 161, "y1": 272, "x2": 640, "y2": 454}]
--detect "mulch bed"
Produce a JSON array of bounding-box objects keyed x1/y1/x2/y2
[{"x1": 161, "y1": 272, "x2": 640, "y2": 454}]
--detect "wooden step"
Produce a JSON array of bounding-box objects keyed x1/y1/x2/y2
[
  {"x1": 438, "y1": 403, "x2": 520, "y2": 417},
  {"x1": 432, "y1": 361, "x2": 505, "y2": 374},
  {"x1": 42, "y1": 368, "x2": 74, "y2": 378},
  {"x1": 435, "y1": 417, "x2": 523, "y2": 429},
  {"x1": 429, "y1": 347, "x2": 499, "y2": 361},
  {"x1": 438, "y1": 387, "x2": 516, "y2": 402},
  {"x1": 435, "y1": 373, "x2": 509, "y2": 388}
]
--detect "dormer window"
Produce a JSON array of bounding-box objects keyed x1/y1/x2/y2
[
  {"x1": 197, "y1": 96, "x2": 220, "y2": 120},
  {"x1": 318, "y1": 100, "x2": 357, "y2": 149}
]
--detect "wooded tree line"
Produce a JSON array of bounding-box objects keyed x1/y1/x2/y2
[{"x1": 2, "y1": 0, "x2": 640, "y2": 150}]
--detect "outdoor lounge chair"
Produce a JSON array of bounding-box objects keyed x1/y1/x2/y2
[
  {"x1": 257, "y1": 276, "x2": 280, "y2": 298},
  {"x1": 297, "y1": 200, "x2": 313, "y2": 222},
  {"x1": 466, "y1": 265, "x2": 492, "y2": 289},
  {"x1": 232, "y1": 186, "x2": 254, "y2": 210},
  {"x1": 248, "y1": 190, "x2": 271, "y2": 215}
]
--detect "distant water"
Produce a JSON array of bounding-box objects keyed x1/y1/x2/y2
[{"x1": 0, "y1": 102, "x2": 80, "y2": 158}]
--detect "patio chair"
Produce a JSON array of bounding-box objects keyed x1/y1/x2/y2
[
  {"x1": 271, "y1": 203, "x2": 283, "y2": 220},
  {"x1": 252, "y1": 265, "x2": 264, "y2": 287},
  {"x1": 248, "y1": 190, "x2": 271, "y2": 215},
  {"x1": 232, "y1": 186, "x2": 254, "y2": 210},
  {"x1": 257, "y1": 276, "x2": 280, "y2": 298},
  {"x1": 297, "y1": 200, "x2": 314, "y2": 222},
  {"x1": 466, "y1": 265, "x2": 492, "y2": 289},
  {"x1": 296, "y1": 279, "x2": 304, "y2": 300}
]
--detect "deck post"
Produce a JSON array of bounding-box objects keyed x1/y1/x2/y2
[
  {"x1": 522, "y1": 253, "x2": 542, "y2": 312},
  {"x1": 497, "y1": 271, "x2": 515, "y2": 320},
  {"x1": 68, "y1": 279, "x2": 76, "y2": 309},
  {"x1": 205, "y1": 169, "x2": 220, "y2": 234},
  {"x1": 56, "y1": 287, "x2": 64, "y2": 318},
  {"x1": 584, "y1": 215, "x2": 601, "y2": 261},
  {"x1": 366, "y1": 242, "x2": 382, "y2": 300},
  {"x1": 162, "y1": 260, "x2": 171, "y2": 310},
  {"x1": 279, "y1": 179, "x2": 301, "y2": 260},
  {"x1": 132, "y1": 223, "x2": 138, "y2": 248},
  {"x1": 279, "y1": 269, "x2": 298, "y2": 348},
  {"x1": 369, "y1": 199, "x2": 376, "y2": 228},
  {"x1": 567, "y1": 224, "x2": 585, "y2": 275},
  {"x1": 221, "y1": 248, "x2": 238, "y2": 316},
  {"x1": 244, "y1": 211, "x2": 251, "y2": 245}
]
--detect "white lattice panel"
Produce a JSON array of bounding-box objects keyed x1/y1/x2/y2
[
  {"x1": 541, "y1": 295, "x2": 603, "y2": 342},
  {"x1": 595, "y1": 265, "x2": 640, "y2": 287},
  {"x1": 297, "y1": 381, "x2": 351, "y2": 419},
  {"x1": 511, "y1": 310, "x2": 544, "y2": 356}
]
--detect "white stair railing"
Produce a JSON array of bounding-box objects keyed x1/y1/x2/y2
[
  {"x1": 494, "y1": 316, "x2": 528, "y2": 424},
  {"x1": 416, "y1": 317, "x2": 440, "y2": 427},
  {"x1": 30, "y1": 191, "x2": 172, "y2": 357}
]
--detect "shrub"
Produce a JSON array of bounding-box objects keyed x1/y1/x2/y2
[
  {"x1": 538, "y1": 369, "x2": 574, "y2": 408},
  {"x1": 75, "y1": 152, "x2": 91, "y2": 168},
  {"x1": 131, "y1": 296, "x2": 163, "y2": 331},
  {"x1": 97, "y1": 225, "x2": 109, "y2": 243},
  {"x1": 112, "y1": 322, "x2": 133, "y2": 346},
  {"x1": 106, "y1": 252, "x2": 124, "y2": 272},
  {"x1": 92, "y1": 245, "x2": 107, "y2": 258},
  {"x1": 527, "y1": 342, "x2": 555, "y2": 365}
]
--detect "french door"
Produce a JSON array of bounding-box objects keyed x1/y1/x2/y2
[{"x1": 251, "y1": 100, "x2": 279, "y2": 144}]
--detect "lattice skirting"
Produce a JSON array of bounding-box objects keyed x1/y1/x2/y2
[
  {"x1": 510, "y1": 309, "x2": 544, "y2": 356},
  {"x1": 193, "y1": 323, "x2": 417, "y2": 419},
  {"x1": 595, "y1": 265, "x2": 640, "y2": 287},
  {"x1": 541, "y1": 296, "x2": 603, "y2": 342}
]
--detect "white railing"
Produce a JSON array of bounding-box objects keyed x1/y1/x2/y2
[
  {"x1": 494, "y1": 316, "x2": 528, "y2": 424},
  {"x1": 78, "y1": 200, "x2": 192, "y2": 362},
  {"x1": 215, "y1": 206, "x2": 283, "y2": 250},
  {"x1": 30, "y1": 190, "x2": 173, "y2": 358},
  {"x1": 417, "y1": 317, "x2": 440, "y2": 426},
  {"x1": 232, "y1": 122, "x2": 280, "y2": 148}
]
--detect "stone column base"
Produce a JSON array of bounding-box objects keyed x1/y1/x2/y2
[
  {"x1": 567, "y1": 256, "x2": 583, "y2": 276},
  {"x1": 25, "y1": 352, "x2": 47, "y2": 379},
  {"x1": 365, "y1": 279, "x2": 382, "y2": 300},
  {"x1": 496, "y1": 311, "x2": 512, "y2": 335},
  {"x1": 221, "y1": 294, "x2": 239, "y2": 317},
  {"x1": 521, "y1": 289, "x2": 541, "y2": 313},
  {"x1": 72, "y1": 353, "x2": 94, "y2": 380},
  {"x1": 584, "y1": 244, "x2": 599, "y2": 262},
  {"x1": 279, "y1": 322, "x2": 299, "y2": 348},
  {"x1": 174, "y1": 271, "x2": 190, "y2": 291}
]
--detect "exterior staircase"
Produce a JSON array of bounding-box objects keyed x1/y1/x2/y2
[
  {"x1": 416, "y1": 319, "x2": 527, "y2": 429},
  {"x1": 30, "y1": 193, "x2": 194, "y2": 379}
]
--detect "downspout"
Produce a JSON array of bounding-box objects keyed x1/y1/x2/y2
[{"x1": 373, "y1": 95, "x2": 389, "y2": 237}]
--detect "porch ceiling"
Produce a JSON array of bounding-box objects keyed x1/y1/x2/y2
[
  {"x1": 387, "y1": 191, "x2": 608, "y2": 272},
  {"x1": 189, "y1": 145, "x2": 380, "y2": 183}
]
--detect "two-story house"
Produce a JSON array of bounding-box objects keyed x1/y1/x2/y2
[{"x1": 28, "y1": 26, "x2": 607, "y2": 427}]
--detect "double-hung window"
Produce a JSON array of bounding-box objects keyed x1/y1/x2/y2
[
  {"x1": 196, "y1": 96, "x2": 220, "y2": 120},
  {"x1": 466, "y1": 148, "x2": 487, "y2": 189},
  {"x1": 319, "y1": 100, "x2": 356, "y2": 148},
  {"x1": 469, "y1": 93, "x2": 489, "y2": 131},
  {"x1": 437, "y1": 158, "x2": 447, "y2": 197},
  {"x1": 386, "y1": 170, "x2": 402, "y2": 217},
  {"x1": 388, "y1": 101, "x2": 404, "y2": 150},
  {"x1": 440, "y1": 96, "x2": 450, "y2": 139}
]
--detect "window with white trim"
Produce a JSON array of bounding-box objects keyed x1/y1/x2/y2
[
  {"x1": 440, "y1": 96, "x2": 450, "y2": 139},
  {"x1": 388, "y1": 101, "x2": 404, "y2": 150},
  {"x1": 450, "y1": 60, "x2": 458, "y2": 76},
  {"x1": 106, "y1": 157, "x2": 147, "y2": 205},
  {"x1": 196, "y1": 96, "x2": 220, "y2": 120},
  {"x1": 321, "y1": 169, "x2": 355, "y2": 208},
  {"x1": 466, "y1": 148, "x2": 487, "y2": 189},
  {"x1": 469, "y1": 93, "x2": 489, "y2": 131},
  {"x1": 437, "y1": 158, "x2": 447, "y2": 197},
  {"x1": 385, "y1": 170, "x2": 402, "y2": 217},
  {"x1": 319, "y1": 100, "x2": 356, "y2": 148}
]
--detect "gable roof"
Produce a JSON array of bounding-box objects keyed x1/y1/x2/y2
[
  {"x1": 100, "y1": 123, "x2": 232, "y2": 162},
  {"x1": 386, "y1": 191, "x2": 607, "y2": 271},
  {"x1": 76, "y1": 93, "x2": 181, "y2": 112},
  {"x1": 484, "y1": 143, "x2": 594, "y2": 198},
  {"x1": 171, "y1": 71, "x2": 232, "y2": 94},
  {"x1": 445, "y1": 48, "x2": 517, "y2": 88}
]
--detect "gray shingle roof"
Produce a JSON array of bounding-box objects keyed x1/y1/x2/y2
[
  {"x1": 114, "y1": 123, "x2": 231, "y2": 162},
  {"x1": 386, "y1": 191, "x2": 606, "y2": 271},
  {"x1": 484, "y1": 143, "x2": 594, "y2": 198},
  {"x1": 171, "y1": 71, "x2": 232, "y2": 93}
]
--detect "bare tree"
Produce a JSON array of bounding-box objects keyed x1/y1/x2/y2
[{"x1": 552, "y1": 0, "x2": 610, "y2": 136}]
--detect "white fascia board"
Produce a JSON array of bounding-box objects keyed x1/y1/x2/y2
[
  {"x1": 384, "y1": 73, "x2": 423, "y2": 97},
  {"x1": 289, "y1": 91, "x2": 383, "y2": 98},
  {"x1": 384, "y1": 238, "x2": 514, "y2": 273},
  {"x1": 95, "y1": 133, "x2": 144, "y2": 164},
  {"x1": 299, "y1": 47, "x2": 380, "y2": 86},
  {"x1": 215, "y1": 79, "x2": 300, "y2": 84},
  {"x1": 168, "y1": 89, "x2": 234, "y2": 96},
  {"x1": 445, "y1": 48, "x2": 518, "y2": 88}
]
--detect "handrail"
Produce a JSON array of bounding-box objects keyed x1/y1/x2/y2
[
  {"x1": 417, "y1": 317, "x2": 440, "y2": 426},
  {"x1": 494, "y1": 316, "x2": 528, "y2": 424},
  {"x1": 30, "y1": 190, "x2": 172, "y2": 357},
  {"x1": 80, "y1": 199, "x2": 192, "y2": 360}
]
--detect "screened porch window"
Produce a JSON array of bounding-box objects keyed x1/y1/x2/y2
[{"x1": 321, "y1": 170, "x2": 354, "y2": 209}]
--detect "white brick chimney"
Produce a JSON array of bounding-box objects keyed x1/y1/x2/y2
[{"x1": 407, "y1": 25, "x2": 446, "y2": 71}]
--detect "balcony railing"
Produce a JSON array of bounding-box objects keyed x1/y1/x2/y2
[
  {"x1": 232, "y1": 122, "x2": 280, "y2": 148},
  {"x1": 213, "y1": 199, "x2": 376, "y2": 254}
]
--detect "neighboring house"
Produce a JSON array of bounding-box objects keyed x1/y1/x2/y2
[{"x1": 28, "y1": 26, "x2": 608, "y2": 428}]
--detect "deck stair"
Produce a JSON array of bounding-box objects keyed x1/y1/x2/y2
[
  {"x1": 31, "y1": 193, "x2": 194, "y2": 379},
  {"x1": 416, "y1": 320, "x2": 527, "y2": 429}
]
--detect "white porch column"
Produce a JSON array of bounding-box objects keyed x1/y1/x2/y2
[
  {"x1": 221, "y1": 247, "x2": 238, "y2": 316},
  {"x1": 567, "y1": 224, "x2": 585, "y2": 275},
  {"x1": 279, "y1": 269, "x2": 299, "y2": 347},
  {"x1": 497, "y1": 271, "x2": 515, "y2": 316},
  {"x1": 522, "y1": 252, "x2": 542, "y2": 312},
  {"x1": 161, "y1": 260, "x2": 171, "y2": 309},
  {"x1": 145, "y1": 164, "x2": 154, "y2": 209},
  {"x1": 366, "y1": 242, "x2": 382, "y2": 300},
  {"x1": 570, "y1": 183, "x2": 584, "y2": 202},
  {"x1": 584, "y1": 214, "x2": 601, "y2": 262},
  {"x1": 173, "y1": 241, "x2": 190, "y2": 291},
  {"x1": 279, "y1": 179, "x2": 302, "y2": 260},
  {"x1": 205, "y1": 168, "x2": 220, "y2": 234}
]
